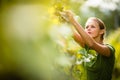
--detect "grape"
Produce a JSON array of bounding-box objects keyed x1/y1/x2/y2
[{"x1": 53, "y1": 1, "x2": 68, "y2": 23}]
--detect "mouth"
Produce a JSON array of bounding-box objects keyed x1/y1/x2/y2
[{"x1": 87, "y1": 32, "x2": 91, "y2": 34}]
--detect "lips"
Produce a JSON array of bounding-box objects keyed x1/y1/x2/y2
[{"x1": 87, "y1": 32, "x2": 91, "y2": 34}]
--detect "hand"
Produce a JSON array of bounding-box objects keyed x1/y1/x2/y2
[{"x1": 59, "y1": 10, "x2": 75, "y2": 23}]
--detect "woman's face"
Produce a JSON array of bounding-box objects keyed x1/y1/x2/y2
[{"x1": 85, "y1": 19, "x2": 102, "y2": 39}]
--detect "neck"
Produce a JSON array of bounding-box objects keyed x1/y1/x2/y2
[{"x1": 94, "y1": 37, "x2": 103, "y2": 44}]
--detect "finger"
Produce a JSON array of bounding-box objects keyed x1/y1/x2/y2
[{"x1": 59, "y1": 11, "x2": 66, "y2": 16}]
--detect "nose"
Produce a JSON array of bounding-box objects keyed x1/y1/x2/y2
[{"x1": 86, "y1": 27, "x2": 91, "y2": 31}]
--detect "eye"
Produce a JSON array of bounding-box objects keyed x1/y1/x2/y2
[
  {"x1": 85, "y1": 26, "x2": 88, "y2": 29},
  {"x1": 91, "y1": 25, "x2": 95, "y2": 28}
]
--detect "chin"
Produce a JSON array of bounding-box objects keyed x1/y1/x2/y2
[{"x1": 89, "y1": 34, "x2": 93, "y2": 37}]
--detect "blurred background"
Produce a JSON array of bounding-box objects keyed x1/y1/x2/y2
[{"x1": 0, "y1": 0, "x2": 120, "y2": 80}]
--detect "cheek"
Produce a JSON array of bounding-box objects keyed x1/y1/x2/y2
[
  {"x1": 85, "y1": 29, "x2": 87, "y2": 32},
  {"x1": 92, "y1": 28, "x2": 100, "y2": 34},
  {"x1": 91, "y1": 29, "x2": 100, "y2": 36},
  {"x1": 93, "y1": 30, "x2": 99, "y2": 34}
]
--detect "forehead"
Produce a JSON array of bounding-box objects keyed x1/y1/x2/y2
[{"x1": 85, "y1": 19, "x2": 99, "y2": 26}]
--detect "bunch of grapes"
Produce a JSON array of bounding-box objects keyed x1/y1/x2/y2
[{"x1": 53, "y1": 1, "x2": 68, "y2": 23}]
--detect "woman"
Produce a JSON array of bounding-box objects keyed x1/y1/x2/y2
[{"x1": 60, "y1": 11, "x2": 115, "y2": 80}]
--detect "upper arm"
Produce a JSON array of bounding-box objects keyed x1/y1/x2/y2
[
  {"x1": 91, "y1": 42, "x2": 114, "y2": 57},
  {"x1": 105, "y1": 44, "x2": 115, "y2": 57}
]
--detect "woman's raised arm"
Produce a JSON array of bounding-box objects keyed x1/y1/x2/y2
[{"x1": 60, "y1": 10, "x2": 111, "y2": 57}]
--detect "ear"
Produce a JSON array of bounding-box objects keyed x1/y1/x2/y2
[{"x1": 99, "y1": 30, "x2": 105, "y2": 35}]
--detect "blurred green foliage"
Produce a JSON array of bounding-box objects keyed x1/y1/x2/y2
[{"x1": 0, "y1": 0, "x2": 120, "y2": 80}]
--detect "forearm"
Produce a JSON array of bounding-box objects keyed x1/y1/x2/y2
[
  {"x1": 71, "y1": 18, "x2": 95, "y2": 48},
  {"x1": 73, "y1": 31, "x2": 85, "y2": 47}
]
